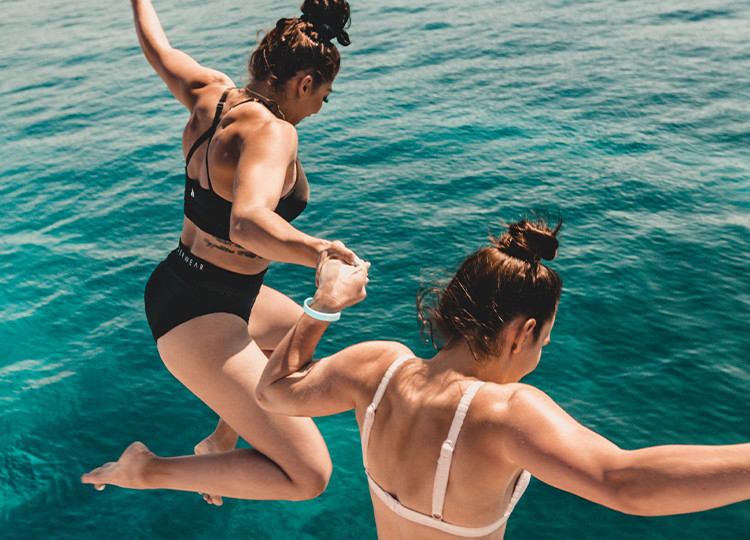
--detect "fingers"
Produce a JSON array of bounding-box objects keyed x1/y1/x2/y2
[
  {"x1": 314, "y1": 241, "x2": 371, "y2": 308},
  {"x1": 352, "y1": 262, "x2": 369, "y2": 278},
  {"x1": 339, "y1": 248, "x2": 357, "y2": 265},
  {"x1": 354, "y1": 264, "x2": 370, "y2": 297},
  {"x1": 321, "y1": 240, "x2": 358, "y2": 265}
]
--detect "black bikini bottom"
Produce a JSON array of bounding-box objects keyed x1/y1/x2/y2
[{"x1": 144, "y1": 242, "x2": 267, "y2": 341}]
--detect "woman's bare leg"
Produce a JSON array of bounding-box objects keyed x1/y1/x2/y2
[
  {"x1": 247, "y1": 285, "x2": 305, "y2": 350},
  {"x1": 197, "y1": 286, "x2": 303, "y2": 450},
  {"x1": 194, "y1": 286, "x2": 304, "y2": 503},
  {"x1": 194, "y1": 418, "x2": 239, "y2": 505},
  {"x1": 195, "y1": 419, "x2": 238, "y2": 457},
  {"x1": 82, "y1": 311, "x2": 331, "y2": 501}
]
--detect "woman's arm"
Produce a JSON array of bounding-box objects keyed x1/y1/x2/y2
[
  {"x1": 228, "y1": 122, "x2": 358, "y2": 267},
  {"x1": 497, "y1": 384, "x2": 750, "y2": 515},
  {"x1": 130, "y1": 0, "x2": 232, "y2": 109},
  {"x1": 257, "y1": 258, "x2": 408, "y2": 416}
]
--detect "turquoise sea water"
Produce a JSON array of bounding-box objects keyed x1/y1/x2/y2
[{"x1": 2, "y1": 0, "x2": 749, "y2": 538}]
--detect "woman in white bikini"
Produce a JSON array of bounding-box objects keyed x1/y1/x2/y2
[{"x1": 257, "y1": 218, "x2": 750, "y2": 539}]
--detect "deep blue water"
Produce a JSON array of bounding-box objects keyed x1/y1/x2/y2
[{"x1": 2, "y1": 0, "x2": 749, "y2": 538}]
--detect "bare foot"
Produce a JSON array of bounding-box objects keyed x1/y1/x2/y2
[
  {"x1": 194, "y1": 420, "x2": 238, "y2": 506},
  {"x1": 194, "y1": 432, "x2": 235, "y2": 455},
  {"x1": 81, "y1": 442, "x2": 155, "y2": 491}
]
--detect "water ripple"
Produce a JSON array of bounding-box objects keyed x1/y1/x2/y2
[{"x1": 2, "y1": 0, "x2": 750, "y2": 538}]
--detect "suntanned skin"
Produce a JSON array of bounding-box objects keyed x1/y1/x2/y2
[
  {"x1": 257, "y1": 257, "x2": 750, "y2": 539},
  {"x1": 82, "y1": 0, "x2": 359, "y2": 504}
]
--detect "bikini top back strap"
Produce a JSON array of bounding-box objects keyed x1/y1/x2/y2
[
  {"x1": 203, "y1": 87, "x2": 235, "y2": 192},
  {"x1": 226, "y1": 97, "x2": 267, "y2": 114},
  {"x1": 184, "y1": 87, "x2": 233, "y2": 170},
  {"x1": 431, "y1": 380, "x2": 485, "y2": 520},
  {"x1": 361, "y1": 354, "x2": 413, "y2": 471}
]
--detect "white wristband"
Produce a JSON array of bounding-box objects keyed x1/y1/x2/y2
[{"x1": 303, "y1": 297, "x2": 341, "y2": 322}]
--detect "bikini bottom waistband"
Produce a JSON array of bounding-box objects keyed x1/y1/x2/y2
[{"x1": 167, "y1": 241, "x2": 267, "y2": 294}]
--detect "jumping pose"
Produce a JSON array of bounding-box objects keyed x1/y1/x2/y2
[
  {"x1": 258, "y1": 218, "x2": 750, "y2": 539},
  {"x1": 83, "y1": 0, "x2": 358, "y2": 504}
]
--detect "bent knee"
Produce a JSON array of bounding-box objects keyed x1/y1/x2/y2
[{"x1": 287, "y1": 459, "x2": 332, "y2": 501}]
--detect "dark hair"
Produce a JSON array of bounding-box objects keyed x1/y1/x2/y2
[
  {"x1": 417, "y1": 218, "x2": 563, "y2": 362},
  {"x1": 248, "y1": 0, "x2": 351, "y2": 91}
]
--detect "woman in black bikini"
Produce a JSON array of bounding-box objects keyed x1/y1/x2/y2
[{"x1": 82, "y1": 0, "x2": 360, "y2": 503}]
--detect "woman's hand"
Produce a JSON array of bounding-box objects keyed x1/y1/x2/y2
[
  {"x1": 315, "y1": 240, "x2": 363, "y2": 286},
  {"x1": 310, "y1": 256, "x2": 370, "y2": 314},
  {"x1": 317, "y1": 240, "x2": 360, "y2": 266}
]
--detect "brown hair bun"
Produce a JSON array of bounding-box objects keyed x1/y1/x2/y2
[
  {"x1": 417, "y1": 217, "x2": 563, "y2": 362},
  {"x1": 248, "y1": 0, "x2": 351, "y2": 91},
  {"x1": 300, "y1": 0, "x2": 351, "y2": 46},
  {"x1": 494, "y1": 219, "x2": 561, "y2": 264}
]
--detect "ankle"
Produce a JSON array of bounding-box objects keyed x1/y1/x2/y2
[{"x1": 134, "y1": 449, "x2": 159, "y2": 489}]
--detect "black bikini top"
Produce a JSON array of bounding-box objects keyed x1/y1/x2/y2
[{"x1": 183, "y1": 88, "x2": 308, "y2": 241}]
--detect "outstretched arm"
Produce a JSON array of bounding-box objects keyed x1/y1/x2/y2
[
  {"x1": 257, "y1": 258, "x2": 405, "y2": 416},
  {"x1": 130, "y1": 0, "x2": 233, "y2": 109},
  {"x1": 498, "y1": 384, "x2": 750, "y2": 516}
]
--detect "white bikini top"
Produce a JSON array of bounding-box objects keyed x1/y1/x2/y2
[{"x1": 361, "y1": 355, "x2": 531, "y2": 538}]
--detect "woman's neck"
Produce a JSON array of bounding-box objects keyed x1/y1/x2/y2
[
  {"x1": 243, "y1": 82, "x2": 289, "y2": 122},
  {"x1": 428, "y1": 339, "x2": 519, "y2": 385}
]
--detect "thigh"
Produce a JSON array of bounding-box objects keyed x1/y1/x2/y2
[
  {"x1": 157, "y1": 313, "x2": 331, "y2": 478},
  {"x1": 247, "y1": 285, "x2": 304, "y2": 351}
]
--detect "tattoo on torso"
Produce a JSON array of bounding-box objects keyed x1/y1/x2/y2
[{"x1": 203, "y1": 237, "x2": 259, "y2": 259}]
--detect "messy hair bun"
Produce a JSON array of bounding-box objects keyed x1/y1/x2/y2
[
  {"x1": 417, "y1": 217, "x2": 563, "y2": 362},
  {"x1": 248, "y1": 0, "x2": 351, "y2": 91},
  {"x1": 300, "y1": 0, "x2": 351, "y2": 46},
  {"x1": 494, "y1": 219, "x2": 561, "y2": 265}
]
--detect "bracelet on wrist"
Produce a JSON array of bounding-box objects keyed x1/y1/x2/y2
[{"x1": 303, "y1": 297, "x2": 341, "y2": 322}]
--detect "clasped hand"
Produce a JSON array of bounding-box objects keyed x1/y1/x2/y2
[{"x1": 313, "y1": 241, "x2": 370, "y2": 313}]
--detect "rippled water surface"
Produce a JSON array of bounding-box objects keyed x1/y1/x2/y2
[{"x1": 2, "y1": 0, "x2": 749, "y2": 538}]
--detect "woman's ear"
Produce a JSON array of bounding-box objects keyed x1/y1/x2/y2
[
  {"x1": 510, "y1": 318, "x2": 537, "y2": 354},
  {"x1": 297, "y1": 74, "x2": 315, "y2": 97}
]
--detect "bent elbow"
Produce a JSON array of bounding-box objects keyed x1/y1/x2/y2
[
  {"x1": 228, "y1": 217, "x2": 251, "y2": 249},
  {"x1": 228, "y1": 205, "x2": 262, "y2": 243},
  {"x1": 255, "y1": 384, "x2": 278, "y2": 412}
]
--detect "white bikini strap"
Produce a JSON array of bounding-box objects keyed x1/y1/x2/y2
[
  {"x1": 361, "y1": 354, "x2": 412, "y2": 471},
  {"x1": 505, "y1": 470, "x2": 532, "y2": 517},
  {"x1": 431, "y1": 380, "x2": 485, "y2": 519},
  {"x1": 366, "y1": 469, "x2": 532, "y2": 538},
  {"x1": 367, "y1": 474, "x2": 513, "y2": 538}
]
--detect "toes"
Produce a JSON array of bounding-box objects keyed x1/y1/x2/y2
[
  {"x1": 81, "y1": 462, "x2": 115, "y2": 483},
  {"x1": 81, "y1": 469, "x2": 101, "y2": 485},
  {"x1": 201, "y1": 493, "x2": 223, "y2": 506},
  {"x1": 82, "y1": 460, "x2": 121, "y2": 490},
  {"x1": 81, "y1": 471, "x2": 107, "y2": 491}
]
